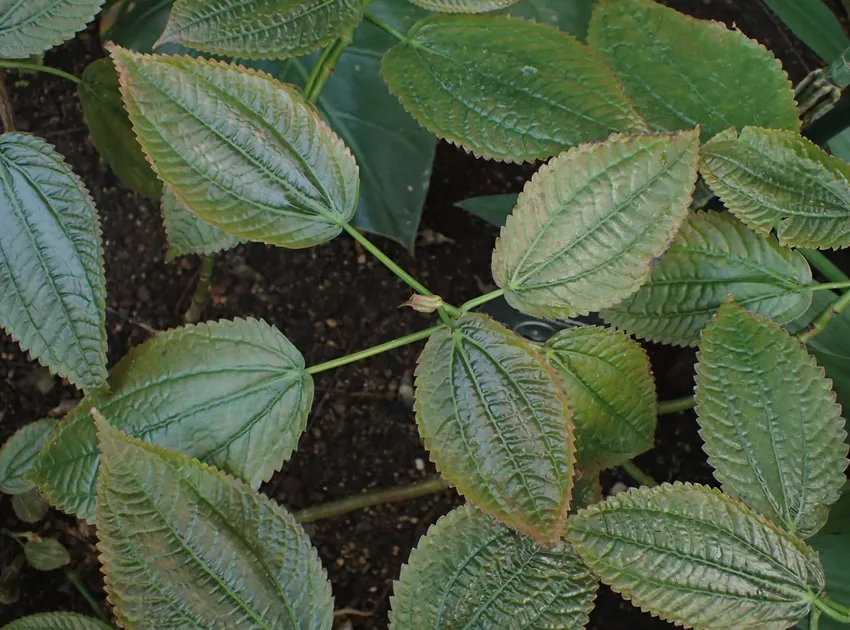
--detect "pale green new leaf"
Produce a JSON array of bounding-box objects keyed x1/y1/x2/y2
[
  {"x1": 95, "y1": 416, "x2": 333, "y2": 630},
  {"x1": 0, "y1": 133, "x2": 107, "y2": 391},
  {"x1": 156, "y1": 0, "x2": 362, "y2": 59},
  {"x1": 701, "y1": 127, "x2": 850, "y2": 250},
  {"x1": 161, "y1": 186, "x2": 245, "y2": 261},
  {"x1": 29, "y1": 318, "x2": 313, "y2": 522},
  {"x1": 24, "y1": 538, "x2": 70, "y2": 572},
  {"x1": 0, "y1": 0, "x2": 106, "y2": 57},
  {"x1": 492, "y1": 130, "x2": 699, "y2": 318},
  {"x1": 602, "y1": 211, "x2": 813, "y2": 346},
  {"x1": 78, "y1": 57, "x2": 161, "y2": 201},
  {"x1": 414, "y1": 313, "x2": 575, "y2": 545},
  {"x1": 695, "y1": 301, "x2": 848, "y2": 538},
  {"x1": 544, "y1": 326, "x2": 656, "y2": 472},
  {"x1": 389, "y1": 503, "x2": 597, "y2": 630},
  {"x1": 12, "y1": 490, "x2": 48, "y2": 523},
  {"x1": 110, "y1": 47, "x2": 359, "y2": 248},
  {"x1": 408, "y1": 0, "x2": 521, "y2": 13},
  {"x1": 0, "y1": 612, "x2": 113, "y2": 630},
  {"x1": 381, "y1": 14, "x2": 646, "y2": 162},
  {"x1": 588, "y1": 0, "x2": 800, "y2": 139},
  {"x1": 567, "y1": 483, "x2": 826, "y2": 630},
  {"x1": 0, "y1": 419, "x2": 57, "y2": 495}
]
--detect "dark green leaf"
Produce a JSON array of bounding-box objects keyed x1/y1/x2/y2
[
  {"x1": 0, "y1": 0, "x2": 106, "y2": 57},
  {"x1": 23, "y1": 538, "x2": 70, "y2": 572},
  {"x1": 0, "y1": 420, "x2": 57, "y2": 495},
  {"x1": 504, "y1": 0, "x2": 594, "y2": 36},
  {"x1": 12, "y1": 490, "x2": 48, "y2": 523},
  {"x1": 0, "y1": 612, "x2": 113, "y2": 630},
  {"x1": 100, "y1": 0, "x2": 177, "y2": 53},
  {"x1": 161, "y1": 186, "x2": 244, "y2": 261},
  {"x1": 0, "y1": 133, "x2": 107, "y2": 391},
  {"x1": 455, "y1": 194, "x2": 515, "y2": 227},
  {"x1": 763, "y1": 0, "x2": 849, "y2": 62}
]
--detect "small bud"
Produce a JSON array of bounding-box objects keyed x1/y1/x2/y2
[{"x1": 401, "y1": 294, "x2": 444, "y2": 313}]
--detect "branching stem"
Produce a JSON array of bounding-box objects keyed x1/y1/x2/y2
[
  {"x1": 460, "y1": 288, "x2": 505, "y2": 313},
  {"x1": 304, "y1": 34, "x2": 351, "y2": 104},
  {"x1": 814, "y1": 594, "x2": 850, "y2": 624},
  {"x1": 801, "y1": 249, "x2": 850, "y2": 284},
  {"x1": 797, "y1": 289, "x2": 850, "y2": 344},
  {"x1": 0, "y1": 60, "x2": 81, "y2": 85},
  {"x1": 184, "y1": 255, "x2": 214, "y2": 324}
]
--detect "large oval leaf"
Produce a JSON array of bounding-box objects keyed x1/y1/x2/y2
[
  {"x1": 701, "y1": 127, "x2": 850, "y2": 250},
  {"x1": 381, "y1": 14, "x2": 646, "y2": 162},
  {"x1": 78, "y1": 57, "x2": 162, "y2": 201},
  {"x1": 110, "y1": 46, "x2": 359, "y2": 248},
  {"x1": 408, "y1": 0, "x2": 521, "y2": 12},
  {"x1": 156, "y1": 0, "x2": 362, "y2": 59},
  {"x1": 492, "y1": 130, "x2": 699, "y2": 318},
  {"x1": 544, "y1": 326, "x2": 656, "y2": 472},
  {"x1": 0, "y1": 0, "x2": 106, "y2": 57},
  {"x1": 0, "y1": 133, "x2": 107, "y2": 391},
  {"x1": 29, "y1": 318, "x2": 313, "y2": 522},
  {"x1": 588, "y1": 0, "x2": 800, "y2": 139},
  {"x1": 414, "y1": 313, "x2": 574, "y2": 545},
  {"x1": 602, "y1": 211, "x2": 813, "y2": 346},
  {"x1": 389, "y1": 503, "x2": 597, "y2": 630},
  {"x1": 695, "y1": 301, "x2": 848, "y2": 538},
  {"x1": 567, "y1": 483, "x2": 826, "y2": 630},
  {"x1": 161, "y1": 186, "x2": 245, "y2": 261},
  {"x1": 95, "y1": 415, "x2": 333, "y2": 630},
  {"x1": 0, "y1": 419, "x2": 57, "y2": 495},
  {"x1": 1, "y1": 612, "x2": 113, "y2": 630}
]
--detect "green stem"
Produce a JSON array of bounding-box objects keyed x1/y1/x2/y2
[
  {"x1": 811, "y1": 281, "x2": 850, "y2": 291},
  {"x1": 64, "y1": 568, "x2": 109, "y2": 623},
  {"x1": 657, "y1": 395, "x2": 696, "y2": 415},
  {"x1": 801, "y1": 249, "x2": 850, "y2": 283},
  {"x1": 813, "y1": 594, "x2": 850, "y2": 624},
  {"x1": 306, "y1": 324, "x2": 444, "y2": 375},
  {"x1": 811, "y1": 608, "x2": 821, "y2": 630},
  {"x1": 460, "y1": 288, "x2": 506, "y2": 313},
  {"x1": 184, "y1": 255, "x2": 214, "y2": 324},
  {"x1": 621, "y1": 461, "x2": 658, "y2": 487},
  {"x1": 797, "y1": 289, "x2": 850, "y2": 344},
  {"x1": 341, "y1": 223, "x2": 432, "y2": 296},
  {"x1": 304, "y1": 35, "x2": 351, "y2": 104},
  {"x1": 363, "y1": 12, "x2": 407, "y2": 41},
  {"x1": 294, "y1": 476, "x2": 450, "y2": 523},
  {"x1": 0, "y1": 60, "x2": 81, "y2": 85}
]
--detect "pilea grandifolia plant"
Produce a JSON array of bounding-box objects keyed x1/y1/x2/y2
[{"x1": 1, "y1": 0, "x2": 850, "y2": 628}]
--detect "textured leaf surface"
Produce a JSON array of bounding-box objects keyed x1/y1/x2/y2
[
  {"x1": 588, "y1": 0, "x2": 800, "y2": 139},
  {"x1": 602, "y1": 211, "x2": 813, "y2": 346},
  {"x1": 0, "y1": 0, "x2": 106, "y2": 57},
  {"x1": 544, "y1": 326, "x2": 656, "y2": 472},
  {"x1": 455, "y1": 194, "x2": 515, "y2": 227},
  {"x1": 409, "y1": 0, "x2": 520, "y2": 12},
  {"x1": 763, "y1": 0, "x2": 849, "y2": 62},
  {"x1": 567, "y1": 483, "x2": 826, "y2": 630},
  {"x1": 389, "y1": 503, "x2": 597, "y2": 630},
  {"x1": 382, "y1": 14, "x2": 646, "y2": 162},
  {"x1": 0, "y1": 419, "x2": 56, "y2": 495},
  {"x1": 24, "y1": 538, "x2": 70, "y2": 571},
  {"x1": 414, "y1": 313, "x2": 574, "y2": 544},
  {"x1": 95, "y1": 416, "x2": 333, "y2": 630},
  {"x1": 157, "y1": 0, "x2": 362, "y2": 59},
  {"x1": 0, "y1": 133, "x2": 107, "y2": 391},
  {"x1": 695, "y1": 301, "x2": 848, "y2": 538},
  {"x1": 110, "y1": 47, "x2": 359, "y2": 248},
  {"x1": 701, "y1": 127, "x2": 850, "y2": 250},
  {"x1": 29, "y1": 318, "x2": 313, "y2": 522},
  {"x1": 492, "y1": 130, "x2": 699, "y2": 318},
  {"x1": 78, "y1": 58, "x2": 162, "y2": 201},
  {"x1": 162, "y1": 186, "x2": 245, "y2": 261},
  {"x1": 12, "y1": 490, "x2": 48, "y2": 523},
  {"x1": 0, "y1": 613, "x2": 113, "y2": 630}
]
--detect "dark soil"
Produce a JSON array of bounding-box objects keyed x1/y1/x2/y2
[{"x1": 0, "y1": 1, "x2": 833, "y2": 628}]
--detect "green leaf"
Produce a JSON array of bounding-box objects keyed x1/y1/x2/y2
[
  {"x1": 78, "y1": 57, "x2": 161, "y2": 201},
  {"x1": 455, "y1": 194, "x2": 515, "y2": 228},
  {"x1": 381, "y1": 14, "x2": 646, "y2": 162},
  {"x1": 572, "y1": 469, "x2": 602, "y2": 511},
  {"x1": 803, "y1": 491, "x2": 850, "y2": 629},
  {"x1": 701, "y1": 127, "x2": 850, "y2": 250},
  {"x1": 567, "y1": 482, "x2": 826, "y2": 630},
  {"x1": 504, "y1": 0, "x2": 594, "y2": 36},
  {"x1": 544, "y1": 326, "x2": 656, "y2": 472},
  {"x1": 12, "y1": 490, "x2": 48, "y2": 523},
  {"x1": 161, "y1": 186, "x2": 245, "y2": 261},
  {"x1": 414, "y1": 313, "x2": 575, "y2": 545},
  {"x1": 492, "y1": 130, "x2": 699, "y2": 318},
  {"x1": 0, "y1": 419, "x2": 57, "y2": 495},
  {"x1": 0, "y1": 612, "x2": 113, "y2": 630},
  {"x1": 0, "y1": 0, "x2": 106, "y2": 57},
  {"x1": 110, "y1": 47, "x2": 359, "y2": 248},
  {"x1": 0, "y1": 133, "x2": 107, "y2": 391},
  {"x1": 23, "y1": 538, "x2": 70, "y2": 572},
  {"x1": 695, "y1": 301, "x2": 848, "y2": 538},
  {"x1": 588, "y1": 0, "x2": 800, "y2": 139},
  {"x1": 389, "y1": 503, "x2": 597, "y2": 630},
  {"x1": 29, "y1": 318, "x2": 313, "y2": 523},
  {"x1": 95, "y1": 415, "x2": 334, "y2": 630},
  {"x1": 763, "y1": 0, "x2": 849, "y2": 62},
  {"x1": 100, "y1": 0, "x2": 177, "y2": 52},
  {"x1": 156, "y1": 0, "x2": 363, "y2": 59},
  {"x1": 407, "y1": 0, "x2": 521, "y2": 12},
  {"x1": 602, "y1": 211, "x2": 813, "y2": 346}
]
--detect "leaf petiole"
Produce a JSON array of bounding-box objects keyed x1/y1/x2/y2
[
  {"x1": 304, "y1": 34, "x2": 352, "y2": 105},
  {"x1": 363, "y1": 12, "x2": 407, "y2": 41},
  {"x1": 657, "y1": 395, "x2": 695, "y2": 415},
  {"x1": 0, "y1": 60, "x2": 81, "y2": 85},
  {"x1": 620, "y1": 461, "x2": 658, "y2": 487},
  {"x1": 800, "y1": 249, "x2": 850, "y2": 284},
  {"x1": 460, "y1": 288, "x2": 505, "y2": 313},
  {"x1": 809, "y1": 281, "x2": 850, "y2": 292},
  {"x1": 813, "y1": 594, "x2": 850, "y2": 624}
]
